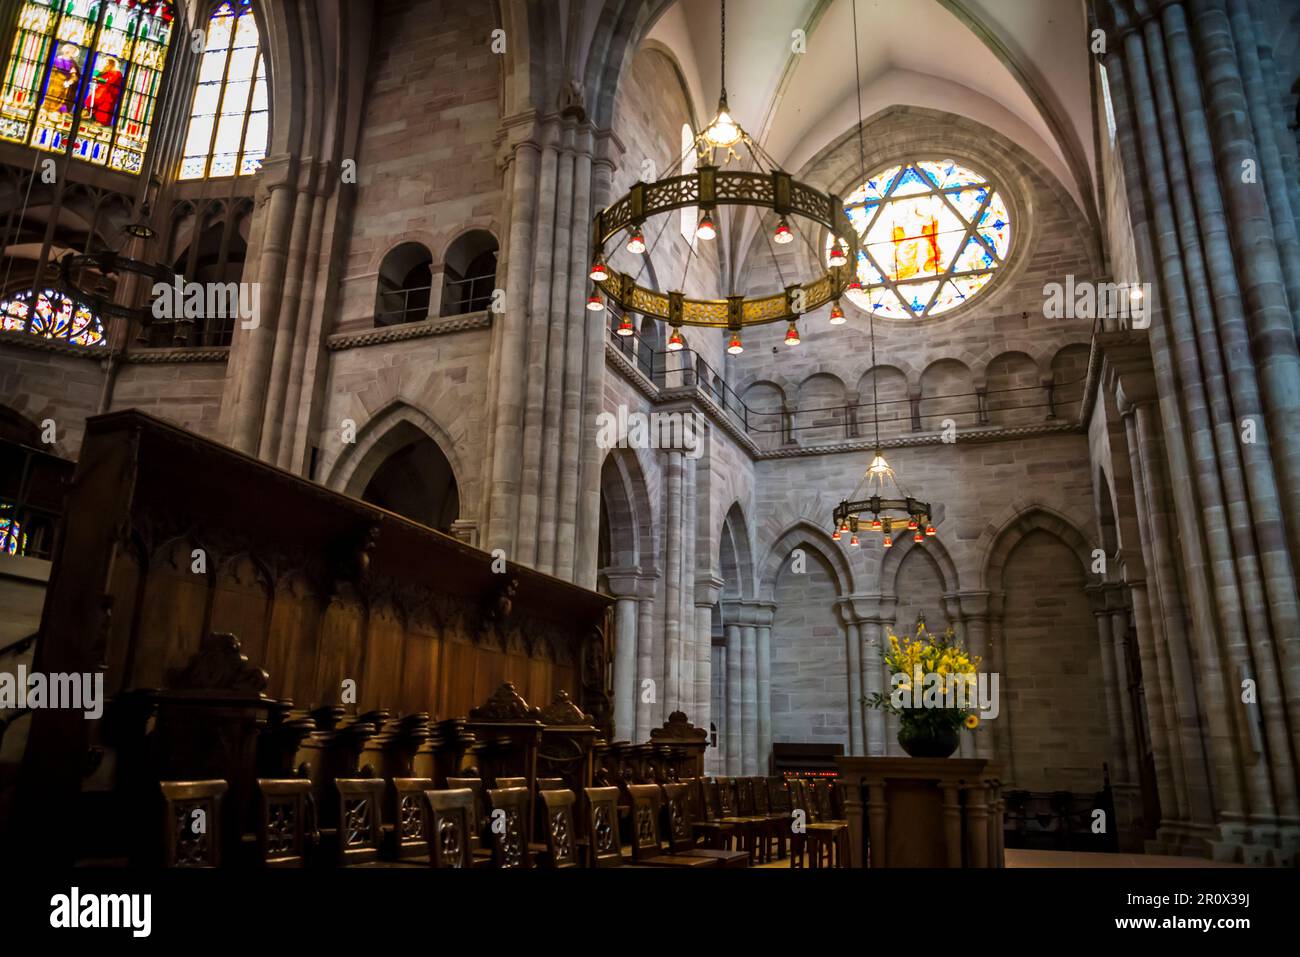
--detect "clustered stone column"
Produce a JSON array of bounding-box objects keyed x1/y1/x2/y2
[{"x1": 1098, "y1": 0, "x2": 1300, "y2": 863}]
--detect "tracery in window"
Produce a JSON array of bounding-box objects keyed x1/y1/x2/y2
[
  {"x1": 178, "y1": 0, "x2": 268, "y2": 180},
  {"x1": 832, "y1": 159, "x2": 1012, "y2": 319},
  {"x1": 0, "y1": 288, "x2": 106, "y2": 347},
  {"x1": 0, "y1": 0, "x2": 175, "y2": 173}
]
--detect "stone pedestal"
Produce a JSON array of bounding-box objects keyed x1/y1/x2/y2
[{"x1": 835, "y1": 756, "x2": 1004, "y2": 868}]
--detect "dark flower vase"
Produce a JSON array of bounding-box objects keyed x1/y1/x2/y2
[{"x1": 898, "y1": 719, "x2": 960, "y2": 758}]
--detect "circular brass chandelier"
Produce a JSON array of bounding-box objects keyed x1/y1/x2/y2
[{"x1": 586, "y1": 0, "x2": 860, "y2": 355}]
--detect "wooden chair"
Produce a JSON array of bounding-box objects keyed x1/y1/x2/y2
[
  {"x1": 626, "y1": 783, "x2": 717, "y2": 867},
  {"x1": 662, "y1": 782, "x2": 749, "y2": 867},
  {"x1": 537, "y1": 788, "x2": 581, "y2": 868},
  {"x1": 256, "y1": 778, "x2": 313, "y2": 867},
  {"x1": 389, "y1": 777, "x2": 433, "y2": 861},
  {"x1": 159, "y1": 780, "x2": 226, "y2": 867},
  {"x1": 689, "y1": 777, "x2": 738, "y2": 850},
  {"x1": 584, "y1": 786, "x2": 633, "y2": 867},
  {"x1": 422, "y1": 788, "x2": 475, "y2": 868},
  {"x1": 811, "y1": 778, "x2": 851, "y2": 866},
  {"x1": 714, "y1": 776, "x2": 763, "y2": 863},
  {"x1": 750, "y1": 775, "x2": 787, "y2": 861},
  {"x1": 447, "y1": 775, "x2": 493, "y2": 867},
  {"x1": 334, "y1": 778, "x2": 386, "y2": 866},
  {"x1": 486, "y1": 786, "x2": 532, "y2": 868},
  {"x1": 496, "y1": 776, "x2": 527, "y2": 789},
  {"x1": 788, "y1": 779, "x2": 844, "y2": 868}
]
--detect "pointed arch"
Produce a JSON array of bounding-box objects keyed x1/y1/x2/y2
[
  {"x1": 758, "y1": 520, "x2": 855, "y2": 600},
  {"x1": 599, "y1": 446, "x2": 656, "y2": 574},
  {"x1": 719, "y1": 501, "x2": 755, "y2": 600},
  {"x1": 981, "y1": 504, "x2": 1093, "y2": 592}
]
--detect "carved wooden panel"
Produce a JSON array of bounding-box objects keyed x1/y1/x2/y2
[
  {"x1": 263, "y1": 572, "x2": 322, "y2": 703},
  {"x1": 209, "y1": 555, "x2": 272, "y2": 671},
  {"x1": 132, "y1": 537, "x2": 211, "y2": 689}
]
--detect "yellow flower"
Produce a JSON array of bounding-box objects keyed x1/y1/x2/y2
[{"x1": 964, "y1": 714, "x2": 979, "y2": 729}]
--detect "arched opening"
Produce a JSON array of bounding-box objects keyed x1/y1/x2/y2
[
  {"x1": 375, "y1": 242, "x2": 434, "y2": 327},
  {"x1": 360, "y1": 434, "x2": 460, "y2": 533},
  {"x1": 439, "y1": 230, "x2": 498, "y2": 316}
]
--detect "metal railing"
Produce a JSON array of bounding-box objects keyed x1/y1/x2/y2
[
  {"x1": 442, "y1": 272, "x2": 496, "y2": 316},
  {"x1": 376, "y1": 283, "x2": 433, "y2": 327},
  {"x1": 605, "y1": 317, "x2": 1085, "y2": 445}
]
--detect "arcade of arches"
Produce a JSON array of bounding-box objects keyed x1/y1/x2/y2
[{"x1": 1, "y1": 0, "x2": 1299, "y2": 867}]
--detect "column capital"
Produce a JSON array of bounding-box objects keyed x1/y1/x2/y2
[
  {"x1": 603, "y1": 565, "x2": 658, "y2": 600},
  {"x1": 722, "y1": 600, "x2": 773, "y2": 627},
  {"x1": 694, "y1": 575, "x2": 726, "y2": 607},
  {"x1": 837, "y1": 593, "x2": 896, "y2": 623},
  {"x1": 954, "y1": 590, "x2": 992, "y2": 622},
  {"x1": 1085, "y1": 581, "x2": 1130, "y2": 617}
]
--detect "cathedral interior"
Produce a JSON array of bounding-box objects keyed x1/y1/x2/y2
[{"x1": 0, "y1": 0, "x2": 1298, "y2": 885}]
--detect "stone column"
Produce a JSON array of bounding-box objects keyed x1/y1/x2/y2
[
  {"x1": 695, "y1": 577, "x2": 723, "y2": 754},
  {"x1": 741, "y1": 618, "x2": 758, "y2": 775},
  {"x1": 612, "y1": 595, "x2": 638, "y2": 744},
  {"x1": 838, "y1": 605, "x2": 863, "y2": 756},
  {"x1": 1088, "y1": 585, "x2": 1130, "y2": 793},
  {"x1": 860, "y1": 618, "x2": 886, "y2": 756},
  {"x1": 662, "y1": 450, "x2": 683, "y2": 722},
  {"x1": 635, "y1": 595, "x2": 656, "y2": 743},
  {"x1": 725, "y1": 621, "x2": 742, "y2": 775},
  {"x1": 1108, "y1": 593, "x2": 1139, "y2": 786},
  {"x1": 959, "y1": 592, "x2": 993, "y2": 760},
  {"x1": 755, "y1": 602, "x2": 775, "y2": 774}
]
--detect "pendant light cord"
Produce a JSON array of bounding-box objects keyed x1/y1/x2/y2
[
  {"x1": 720, "y1": 0, "x2": 727, "y2": 102},
  {"x1": 850, "y1": 0, "x2": 880, "y2": 450}
]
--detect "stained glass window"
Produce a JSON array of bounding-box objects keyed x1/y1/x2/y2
[
  {"x1": 0, "y1": 288, "x2": 106, "y2": 347},
  {"x1": 832, "y1": 159, "x2": 1012, "y2": 320},
  {"x1": 0, "y1": 0, "x2": 175, "y2": 173},
  {"x1": 0, "y1": 506, "x2": 28, "y2": 556},
  {"x1": 178, "y1": 1, "x2": 267, "y2": 180}
]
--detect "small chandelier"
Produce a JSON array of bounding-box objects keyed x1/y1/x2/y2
[{"x1": 832, "y1": 450, "x2": 937, "y2": 550}]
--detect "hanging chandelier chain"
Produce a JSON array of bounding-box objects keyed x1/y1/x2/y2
[
  {"x1": 720, "y1": 0, "x2": 727, "y2": 101},
  {"x1": 850, "y1": 0, "x2": 881, "y2": 450}
]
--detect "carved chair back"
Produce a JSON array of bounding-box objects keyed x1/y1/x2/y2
[
  {"x1": 446, "y1": 776, "x2": 486, "y2": 847},
  {"x1": 159, "y1": 780, "x2": 227, "y2": 867},
  {"x1": 584, "y1": 786, "x2": 625, "y2": 867},
  {"x1": 256, "y1": 778, "x2": 312, "y2": 867},
  {"x1": 537, "y1": 788, "x2": 580, "y2": 868},
  {"x1": 334, "y1": 778, "x2": 385, "y2": 865},
  {"x1": 626, "y1": 783, "x2": 666, "y2": 860},
  {"x1": 423, "y1": 788, "x2": 474, "y2": 868},
  {"x1": 661, "y1": 782, "x2": 696, "y2": 854},
  {"x1": 716, "y1": 776, "x2": 738, "y2": 817},
  {"x1": 486, "y1": 786, "x2": 531, "y2": 868},
  {"x1": 391, "y1": 777, "x2": 433, "y2": 859}
]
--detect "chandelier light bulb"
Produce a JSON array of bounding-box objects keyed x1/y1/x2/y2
[
  {"x1": 907, "y1": 518, "x2": 918, "y2": 530},
  {"x1": 925, "y1": 524, "x2": 937, "y2": 537},
  {"x1": 587, "y1": 291, "x2": 605, "y2": 312},
  {"x1": 847, "y1": 276, "x2": 862, "y2": 292},
  {"x1": 589, "y1": 258, "x2": 609, "y2": 282},
  {"x1": 702, "y1": 98, "x2": 742, "y2": 150},
  {"x1": 615, "y1": 315, "x2": 634, "y2": 335},
  {"x1": 774, "y1": 217, "x2": 794, "y2": 245},
  {"x1": 914, "y1": 531, "x2": 924, "y2": 544},
  {"x1": 696, "y1": 210, "x2": 717, "y2": 241},
  {"x1": 832, "y1": 528, "x2": 841, "y2": 541},
  {"x1": 871, "y1": 518, "x2": 882, "y2": 531},
  {"x1": 784, "y1": 321, "x2": 800, "y2": 346},
  {"x1": 829, "y1": 301, "x2": 846, "y2": 325},
  {"x1": 840, "y1": 521, "x2": 850, "y2": 533},
  {"x1": 849, "y1": 535, "x2": 860, "y2": 548},
  {"x1": 828, "y1": 239, "x2": 848, "y2": 267},
  {"x1": 667, "y1": 327, "x2": 684, "y2": 351},
  {"x1": 726, "y1": 332, "x2": 744, "y2": 355},
  {"x1": 626, "y1": 228, "x2": 646, "y2": 255},
  {"x1": 882, "y1": 534, "x2": 893, "y2": 548}
]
